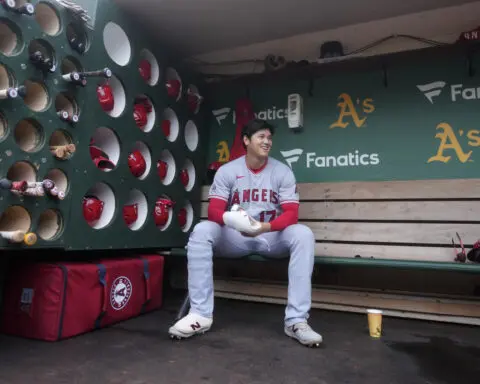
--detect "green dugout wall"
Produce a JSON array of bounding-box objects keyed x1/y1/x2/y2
[{"x1": 205, "y1": 43, "x2": 480, "y2": 183}]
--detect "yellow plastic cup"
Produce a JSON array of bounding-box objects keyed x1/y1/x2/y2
[{"x1": 367, "y1": 309, "x2": 383, "y2": 338}]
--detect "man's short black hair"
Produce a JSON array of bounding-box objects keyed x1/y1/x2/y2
[{"x1": 241, "y1": 119, "x2": 275, "y2": 149}]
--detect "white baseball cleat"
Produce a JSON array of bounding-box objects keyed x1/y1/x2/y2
[
  {"x1": 169, "y1": 313, "x2": 213, "y2": 340},
  {"x1": 285, "y1": 322, "x2": 323, "y2": 347}
]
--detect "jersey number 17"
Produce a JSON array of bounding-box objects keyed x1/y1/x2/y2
[{"x1": 259, "y1": 210, "x2": 277, "y2": 222}]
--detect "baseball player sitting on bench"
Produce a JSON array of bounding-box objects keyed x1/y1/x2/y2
[{"x1": 169, "y1": 118, "x2": 323, "y2": 347}]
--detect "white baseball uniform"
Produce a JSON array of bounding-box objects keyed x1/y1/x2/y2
[
  {"x1": 186, "y1": 155, "x2": 315, "y2": 327},
  {"x1": 208, "y1": 155, "x2": 299, "y2": 222}
]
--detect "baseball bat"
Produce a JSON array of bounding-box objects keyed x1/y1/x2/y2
[
  {"x1": 61, "y1": 72, "x2": 87, "y2": 87},
  {"x1": 50, "y1": 144, "x2": 76, "y2": 158},
  {"x1": 0, "y1": 179, "x2": 28, "y2": 192},
  {"x1": 46, "y1": 186, "x2": 65, "y2": 200},
  {"x1": 57, "y1": 110, "x2": 69, "y2": 120},
  {"x1": 0, "y1": 230, "x2": 25, "y2": 243},
  {"x1": 10, "y1": 185, "x2": 45, "y2": 197},
  {"x1": 16, "y1": 3, "x2": 35, "y2": 15},
  {"x1": 1, "y1": 1, "x2": 34, "y2": 15},
  {"x1": 42, "y1": 179, "x2": 55, "y2": 191},
  {"x1": 11, "y1": 181, "x2": 28, "y2": 191},
  {"x1": 0, "y1": 87, "x2": 18, "y2": 99},
  {"x1": 57, "y1": 110, "x2": 79, "y2": 123},
  {"x1": 16, "y1": 85, "x2": 27, "y2": 98},
  {"x1": 24, "y1": 232, "x2": 37, "y2": 246},
  {"x1": 0, "y1": 230, "x2": 37, "y2": 245},
  {"x1": 27, "y1": 181, "x2": 53, "y2": 190},
  {"x1": 0, "y1": 178, "x2": 12, "y2": 190},
  {"x1": 1, "y1": 0, "x2": 16, "y2": 10},
  {"x1": 9, "y1": 3, "x2": 34, "y2": 15},
  {"x1": 78, "y1": 68, "x2": 112, "y2": 78}
]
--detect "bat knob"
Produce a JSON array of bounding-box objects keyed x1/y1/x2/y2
[
  {"x1": 24, "y1": 232, "x2": 37, "y2": 246},
  {"x1": 42, "y1": 179, "x2": 55, "y2": 190},
  {"x1": 0, "y1": 178, "x2": 12, "y2": 190}
]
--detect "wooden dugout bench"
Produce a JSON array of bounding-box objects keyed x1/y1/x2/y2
[{"x1": 164, "y1": 178, "x2": 480, "y2": 325}]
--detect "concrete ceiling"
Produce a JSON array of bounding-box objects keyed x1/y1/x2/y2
[{"x1": 114, "y1": 0, "x2": 478, "y2": 57}]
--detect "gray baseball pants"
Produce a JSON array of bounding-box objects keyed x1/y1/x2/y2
[{"x1": 186, "y1": 220, "x2": 315, "y2": 326}]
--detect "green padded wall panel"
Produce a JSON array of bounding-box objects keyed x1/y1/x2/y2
[
  {"x1": 0, "y1": 0, "x2": 208, "y2": 250},
  {"x1": 204, "y1": 44, "x2": 480, "y2": 184}
]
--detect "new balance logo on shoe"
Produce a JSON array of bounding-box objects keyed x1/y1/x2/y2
[
  {"x1": 190, "y1": 322, "x2": 201, "y2": 331},
  {"x1": 416, "y1": 81, "x2": 447, "y2": 104}
]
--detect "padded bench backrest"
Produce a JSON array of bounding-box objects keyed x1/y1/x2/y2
[{"x1": 200, "y1": 178, "x2": 480, "y2": 263}]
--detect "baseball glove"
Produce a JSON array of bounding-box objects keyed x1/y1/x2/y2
[{"x1": 223, "y1": 204, "x2": 261, "y2": 235}]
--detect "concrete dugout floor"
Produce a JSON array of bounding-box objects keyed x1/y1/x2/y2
[{"x1": 0, "y1": 290, "x2": 478, "y2": 384}]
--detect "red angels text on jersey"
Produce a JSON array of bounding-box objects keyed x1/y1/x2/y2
[{"x1": 230, "y1": 188, "x2": 279, "y2": 205}]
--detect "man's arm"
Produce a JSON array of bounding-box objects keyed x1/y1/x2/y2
[
  {"x1": 250, "y1": 203, "x2": 298, "y2": 235},
  {"x1": 207, "y1": 198, "x2": 228, "y2": 225},
  {"x1": 269, "y1": 203, "x2": 299, "y2": 231},
  {"x1": 207, "y1": 165, "x2": 231, "y2": 225},
  {"x1": 263, "y1": 165, "x2": 300, "y2": 232}
]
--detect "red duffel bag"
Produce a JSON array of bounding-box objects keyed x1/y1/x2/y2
[{"x1": 1, "y1": 254, "x2": 164, "y2": 341}]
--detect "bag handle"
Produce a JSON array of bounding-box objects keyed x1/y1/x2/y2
[
  {"x1": 141, "y1": 258, "x2": 151, "y2": 313},
  {"x1": 95, "y1": 264, "x2": 108, "y2": 328}
]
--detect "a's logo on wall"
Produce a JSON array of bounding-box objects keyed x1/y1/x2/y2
[
  {"x1": 212, "y1": 108, "x2": 231, "y2": 125},
  {"x1": 330, "y1": 93, "x2": 375, "y2": 129},
  {"x1": 428, "y1": 122, "x2": 479, "y2": 164},
  {"x1": 110, "y1": 276, "x2": 133, "y2": 311},
  {"x1": 417, "y1": 81, "x2": 446, "y2": 103},
  {"x1": 216, "y1": 140, "x2": 230, "y2": 162},
  {"x1": 280, "y1": 148, "x2": 304, "y2": 168}
]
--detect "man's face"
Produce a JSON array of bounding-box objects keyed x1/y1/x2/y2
[{"x1": 244, "y1": 129, "x2": 272, "y2": 159}]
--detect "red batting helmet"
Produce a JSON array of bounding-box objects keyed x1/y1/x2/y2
[
  {"x1": 180, "y1": 169, "x2": 189, "y2": 187},
  {"x1": 123, "y1": 203, "x2": 138, "y2": 226},
  {"x1": 153, "y1": 198, "x2": 173, "y2": 227},
  {"x1": 166, "y1": 79, "x2": 181, "y2": 99},
  {"x1": 82, "y1": 196, "x2": 104, "y2": 224},
  {"x1": 206, "y1": 161, "x2": 224, "y2": 184},
  {"x1": 161, "y1": 119, "x2": 171, "y2": 138},
  {"x1": 96, "y1": 83, "x2": 114, "y2": 112},
  {"x1": 178, "y1": 208, "x2": 187, "y2": 228},
  {"x1": 157, "y1": 160, "x2": 168, "y2": 181},
  {"x1": 133, "y1": 103, "x2": 147, "y2": 129},
  {"x1": 138, "y1": 59, "x2": 152, "y2": 82},
  {"x1": 128, "y1": 150, "x2": 147, "y2": 178},
  {"x1": 89, "y1": 140, "x2": 116, "y2": 170},
  {"x1": 187, "y1": 88, "x2": 202, "y2": 114}
]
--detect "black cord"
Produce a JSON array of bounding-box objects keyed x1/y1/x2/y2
[
  {"x1": 186, "y1": 33, "x2": 448, "y2": 69},
  {"x1": 197, "y1": 33, "x2": 452, "y2": 80},
  {"x1": 347, "y1": 34, "x2": 447, "y2": 56}
]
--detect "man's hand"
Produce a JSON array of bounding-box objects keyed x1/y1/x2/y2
[
  {"x1": 241, "y1": 222, "x2": 271, "y2": 237},
  {"x1": 223, "y1": 209, "x2": 262, "y2": 235}
]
